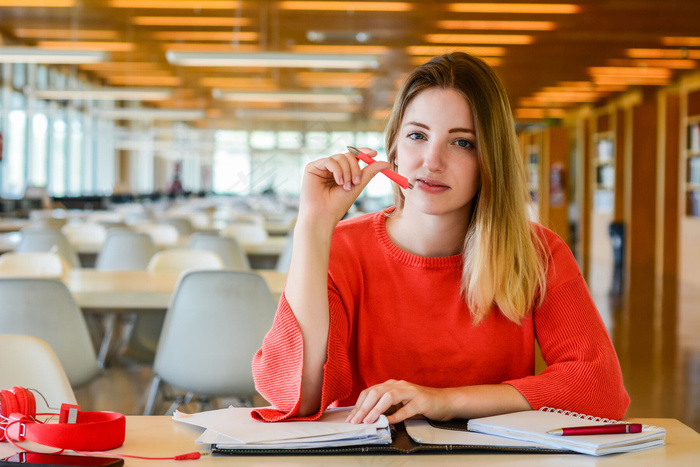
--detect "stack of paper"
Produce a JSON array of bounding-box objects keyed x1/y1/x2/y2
[
  {"x1": 173, "y1": 406, "x2": 391, "y2": 450},
  {"x1": 467, "y1": 410, "x2": 666, "y2": 456}
]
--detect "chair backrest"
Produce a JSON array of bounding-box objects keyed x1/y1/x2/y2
[
  {"x1": 0, "y1": 335, "x2": 77, "y2": 411},
  {"x1": 275, "y1": 232, "x2": 294, "y2": 273},
  {"x1": 159, "y1": 217, "x2": 194, "y2": 237},
  {"x1": 147, "y1": 249, "x2": 224, "y2": 273},
  {"x1": 221, "y1": 223, "x2": 269, "y2": 245},
  {"x1": 153, "y1": 270, "x2": 276, "y2": 397},
  {"x1": 0, "y1": 252, "x2": 68, "y2": 277},
  {"x1": 61, "y1": 223, "x2": 108, "y2": 247},
  {"x1": 26, "y1": 217, "x2": 67, "y2": 231},
  {"x1": 0, "y1": 278, "x2": 100, "y2": 388},
  {"x1": 189, "y1": 233, "x2": 250, "y2": 270},
  {"x1": 95, "y1": 231, "x2": 157, "y2": 271},
  {"x1": 16, "y1": 229, "x2": 81, "y2": 268},
  {"x1": 134, "y1": 223, "x2": 179, "y2": 247}
]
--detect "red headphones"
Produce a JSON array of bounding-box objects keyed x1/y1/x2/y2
[
  {"x1": 0, "y1": 387, "x2": 125, "y2": 451},
  {"x1": 1, "y1": 387, "x2": 201, "y2": 461}
]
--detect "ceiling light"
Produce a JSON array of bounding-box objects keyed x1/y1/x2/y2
[
  {"x1": 96, "y1": 109, "x2": 205, "y2": 121},
  {"x1": 36, "y1": 41, "x2": 135, "y2": 52},
  {"x1": 662, "y1": 37, "x2": 700, "y2": 47},
  {"x1": 448, "y1": 3, "x2": 580, "y2": 14},
  {"x1": 0, "y1": 47, "x2": 107, "y2": 63},
  {"x1": 105, "y1": 76, "x2": 182, "y2": 86},
  {"x1": 406, "y1": 45, "x2": 506, "y2": 56},
  {"x1": 607, "y1": 58, "x2": 697, "y2": 69},
  {"x1": 296, "y1": 71, "x2": 375, "y2": 88},
  {"x1": 436, "y1": 20, "x2": 556, "y2": 31},
  {"x1": 162, "y1": 44, "x2": 261, "y2": 52},
  {"x1": 409, "y1": 56, "x2": 503, "y2": 67},
  {"x1": 627, "y1": 48, "x2": 700, "y2": 60},
  {"x1": 218, "y1": 90, "x2": 362, "y2": 104},
  {"x1": 152, "y1": 31, "x2": 258, "y2": 41},
  {"x1": 0, "y1": 0, "x2": 74, "y2": 5},
  {"x1": 109, "y1": 0, "x2": 241, "y2": 8},
  {"x1": 13, "y1": 29, "x2": 119, "y2": 40},
  {"x1": 166, "y1": 51, "x2": 380, "y2": 69},
  {"x1": 279, "y1": 1, "x2": 413, "y2": 12},
  {"x1": 33, "y1": 88, "x2": 172, "y2": 101},
  {"x1": 200, "y1": 77, "x2": 276, "y2": 89},
  {"x1": 425, "y1": 34, "x2": 534, "y2": 45},
  {"x1": 289, "y1": 45, "x2": 389, "y2": 55},
  {"x1": 131, "y1": 16, "x2": 251, "y2": 27},
  {"x1": 235, "y1": 108, "x2": 353, "y2": 121}
]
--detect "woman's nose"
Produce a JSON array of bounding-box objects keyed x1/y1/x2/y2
[{"x1": 422, "y1": 143, "x2": 446, "y2": 172}]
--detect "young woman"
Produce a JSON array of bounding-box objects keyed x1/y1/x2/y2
[{"x1": 252, "y1": 52, "x2": 630, "y2": 424}]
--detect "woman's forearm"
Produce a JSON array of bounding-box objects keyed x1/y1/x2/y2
[{"x1": 284, "y1": 220, "x2": 335, "y2": 416}]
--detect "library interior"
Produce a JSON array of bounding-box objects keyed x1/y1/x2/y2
[{"x1": 0, "y1": 1, "x2": 699, "y2": 464}]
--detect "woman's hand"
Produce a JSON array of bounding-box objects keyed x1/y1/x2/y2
[
  {"x1": 298, "y1": 149, "x2": 391, "y2": 228},
  {"x1": 345, "y1": 380, "x2": 455, "y2": 425}
]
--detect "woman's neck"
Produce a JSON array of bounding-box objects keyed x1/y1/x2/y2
[{"x1": 385, "y1": 208, "x2": 469, "y2": 257}]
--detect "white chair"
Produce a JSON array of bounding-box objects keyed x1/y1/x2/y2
[
  {"x1": 0, "y1": 335, "x2": 77, "y2": 412},
  {"x1": 121, "y1": 249, "x2": 225, "y2": 364},
  {"x1": 189, "y1": 233, "x2": 251, "y2": 270},
  {"x1": 147, "y1": 249, "x2": 224, "y2": 273},
  {"x1": 134, "y1": 223, "x2": 179, "y2": 247},
  {"x1": 159, "y1": 217, "x2": 194, "y2": 237},
  {"x1": 221, "y1": 223, "x2": 269, "y2": 245},
  {"x1": 95, "y1": 231, "x2": 156, "y2": 271},
  {"x1": 16, "y1": 229, "x2": 81, "y2": 268},
  {"x1": 0, "y1": 278, "x2": 101, "y2": 388},
  {"x1": 143, "y1": 270, "x2": 276, "y2": 415},
  {"x1": 25, "y1": 217, "x2": 67, "y2": 231},
  {"x1": 0, "y1": 252, "x2": 68, "y2": 277},
  {"x1": 61, "y1": 223, "x2": 108, "y2": 248},
  {"x1": 275, "y1": 232, "x2": 294, "y2": 273}
]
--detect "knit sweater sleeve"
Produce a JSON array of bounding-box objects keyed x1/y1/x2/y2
[
  {"x1": 251, "y1": 290, "x2": 353, "y2": 422},
  {"x1": 505, "y1": 235, "x2": 630, "y2": 420}
]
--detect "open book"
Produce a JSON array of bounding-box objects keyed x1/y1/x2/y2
[
  {"x1": 467, "y1": 408, "x2": 666, "y2": 456},
  {"x1": 173, "y1": 406, "x2": 664, "y2": 456}
]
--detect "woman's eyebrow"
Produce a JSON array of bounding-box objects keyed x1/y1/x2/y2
[{"x1": 404, "y1": 121, "x2": 475, "y2": 135}]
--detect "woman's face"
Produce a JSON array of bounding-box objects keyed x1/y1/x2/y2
[{"x1": 395, "y1": 87, "x2": 480, "y2": 220}]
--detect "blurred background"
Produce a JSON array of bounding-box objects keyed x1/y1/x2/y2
[{"x1": 0, "y1": 1, "x2": 698, "y2": 431}]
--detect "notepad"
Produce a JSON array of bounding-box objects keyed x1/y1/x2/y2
[
  {"x1": 173, "y1": 406, "x2": 391, "y2": 450},
  {"x1": 467, "y1": 408, "x2": 666, "y2": 456}
]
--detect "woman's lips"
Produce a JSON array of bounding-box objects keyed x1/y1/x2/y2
[{"x1": 416, "y1": 178, "x2": 449, "y2": 192}]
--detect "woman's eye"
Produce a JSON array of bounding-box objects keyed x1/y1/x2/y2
[
  {"x1": 408, "y1": 132, "x2": 425, "y2": 140},
  {"x1": 456, "y1": 139, "x2": 475, "y2": 148}
]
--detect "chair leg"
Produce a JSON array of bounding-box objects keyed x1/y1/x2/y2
[
  {"x1": 96, "y1": 313, "x2": 117, "y2": 369},
  {"x1": 143, "y1": 375, "x2": 162, "y2": 415}
]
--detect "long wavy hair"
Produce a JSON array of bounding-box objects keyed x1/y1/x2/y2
[{"x1": 384, "y1": 52, "x2": 547, "y2": 324}]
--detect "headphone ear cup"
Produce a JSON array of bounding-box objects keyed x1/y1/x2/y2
[
  {"x1": 0, "y1": 390, "x2": 20, "y2": 442},
  {"x1": 10, "y1": 387, "x2": 35, "y2": 419}
]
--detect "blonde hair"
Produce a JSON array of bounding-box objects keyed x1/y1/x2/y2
[{"x1": 384, "y1": 52, "x2": 547, "y2": 324}]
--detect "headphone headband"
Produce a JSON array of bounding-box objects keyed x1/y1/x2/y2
[{"x1": 1, "y1": 388, "x2": 125, "y2": 451}]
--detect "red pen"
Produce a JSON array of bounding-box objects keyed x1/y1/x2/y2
[
  {"x1": 346, "y1": 146, "x2": 414, "y2": 189},
  {"x1": 547, "y1": 424, "x2": 643, "y2": 436}
]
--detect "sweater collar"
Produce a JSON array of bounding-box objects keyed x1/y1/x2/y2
[{"x1": 372, "y1": 208, "x2": 463, "y2": 270}]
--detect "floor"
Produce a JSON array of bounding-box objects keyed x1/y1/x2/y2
[{"x1": 73, "y1": 264, "x2": 700, "y2": 433}]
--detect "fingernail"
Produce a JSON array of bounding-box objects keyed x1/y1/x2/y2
[
  {"x1": 344, "y1": 182, "x2": 352, "y2": 191},
  {"x1": 353, "y1": 175, "x2": 361, "y2": 184},
  {"x1": 338, "y1": 177, "x2": 344, "y2": 185}
]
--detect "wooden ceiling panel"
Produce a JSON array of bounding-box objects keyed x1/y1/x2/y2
[{"x1": 0, "y1": 0, "x2": 697, "y2": 126}]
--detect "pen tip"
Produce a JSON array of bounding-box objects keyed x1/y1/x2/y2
[
  {"x1": 346, "y1": 146, "x2": 359, "y2": 156},
  {"x1": 407, "y1": 182, "x2": 414, "y2": 189}
]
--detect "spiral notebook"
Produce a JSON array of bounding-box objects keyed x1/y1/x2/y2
[{"x1": 467, "y1": 408, "x2": 666, "y2": 456}]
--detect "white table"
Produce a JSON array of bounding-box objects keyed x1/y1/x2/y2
[
  {"x1": 63, "y1": 269, "x2": 285, "y2": 309},
  {"x1": 0, "y1": 416, "x2": 697, "y2": 466}
]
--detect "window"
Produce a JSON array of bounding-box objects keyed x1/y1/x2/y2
[
  {"x1": 30, "y1": 112, "x2": 49, "y2": 187},
  {"x1": 213, "y1": 130, "x2": 250, "y2": 194},
  {"x1": 49, "y1": 114, "x2": 67, "y2": 197},
  {"x1": 2, "y1": 93, "x2": 28, "y2": 198},
  {"x1": 67, "y1": 112, "x2": 84, "y2": 196}
]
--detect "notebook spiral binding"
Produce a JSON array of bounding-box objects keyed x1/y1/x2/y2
[{"x1": 539, "y1": 407, "x2": 658, "y2": 431}]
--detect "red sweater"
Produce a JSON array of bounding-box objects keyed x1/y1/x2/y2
[{"x1": 252, "y1": 211, "x2": 630, "y2": 422}]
